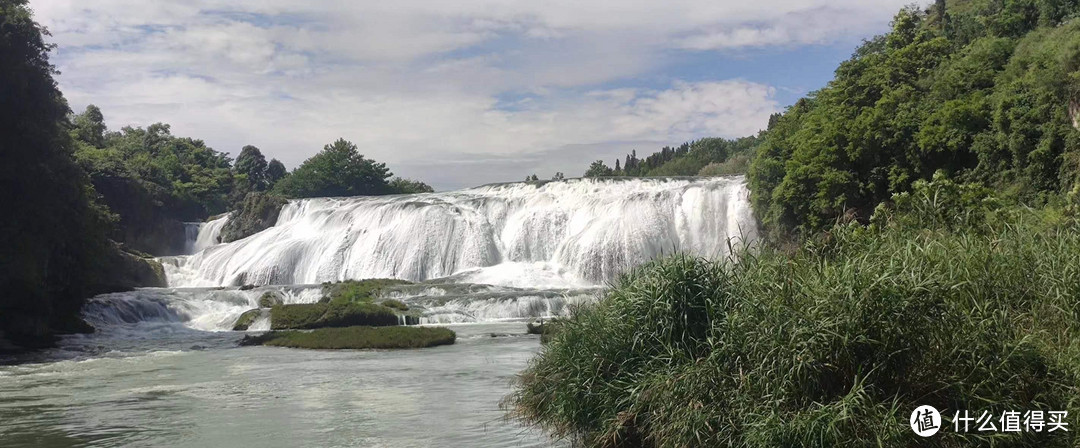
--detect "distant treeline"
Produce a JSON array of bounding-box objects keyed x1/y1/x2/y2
[
  {"x1": 69, "y1": 106, "x2": 433, "y2": 253},
  {"x1": 581, "y1": 134, "x2": 763, "y2": 179}
]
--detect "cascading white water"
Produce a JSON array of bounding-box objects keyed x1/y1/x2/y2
[
  {"x1": 168, "y1": 176, "x2": 756, "y2": 289},
  {"x1": 193, "y1": 214, "x2": 229, "y2": 254},
  {"x1": 86, "y1": 176, "x2": 757, "y2": 333},
  {"x1": 83, "y1": 285, "x2": 323, "y2": 332}
]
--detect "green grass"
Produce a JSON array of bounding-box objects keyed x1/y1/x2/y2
[
  {"x1": 320, "y1": 278, "x2": 412, "y2": 304},
  {"x1": 270, "y1": 302, "x2": 398, "y2": 330},
  {"x1": 240, "y1": 326, "x2": 456, "y2": 350},
  {"x1": 507, "y1": 215, "x2": 1080, "y2": 447}
]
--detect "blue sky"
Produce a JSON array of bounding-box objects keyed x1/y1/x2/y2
[{"x1": 32, "y1": 0, "x2": 919, "y2": 190}]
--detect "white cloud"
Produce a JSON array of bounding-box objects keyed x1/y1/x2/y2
[{"x1": 30, "y1": 0, "x2": 918, "y2": 189}]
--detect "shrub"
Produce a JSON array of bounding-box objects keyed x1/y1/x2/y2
[
  {"x1": 240, "y1": 326, "x2": 456, "y2": 350},
  {"x1": 270, "y1": 302, "x2": 398, "y2": 330},
  {"x1": 508, "y1": 219, "x2": 1080, "y2": 447}
]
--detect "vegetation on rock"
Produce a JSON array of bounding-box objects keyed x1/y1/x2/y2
[
  {"x1": 240, "y1": 326, "x2": 456, "y2": 350},
  {"x1": 270, "y1": 302, "x2": 398, "y2": 330},
  {"x1": 219, "y1": 192, "x2": 288, "y2": 243},
  {"x1": 380, "y1": 299, "x2": 408, "y2": 311},
  {"x1": 319, "y1": 279, "x2": 412, "y2": 304},
  {"x1": 258, "y1": 291, "x2": 284, "y2": 308},
  {"x1": 232, "y1": 309, "x2": 266, "y2": 331}
]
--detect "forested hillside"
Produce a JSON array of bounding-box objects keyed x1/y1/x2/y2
[
  {"x1": 749, "y1": 0, "x2": 1080, "y2": 233},
  {"x1": 582, "y1": 135, "x2": 761, "y2": 178},
  {"x1": 0, "y1": 1, "x2": 162, "y2": 350}
]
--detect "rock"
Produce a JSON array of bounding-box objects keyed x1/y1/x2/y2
[
  {"x1": 258, "y1": 291, "x2": 284, "y2": 308},
  {"x1": 219, "y1": 192, "x2": 287, "y2": 243},
  {"x1": 233, "y1": 309, "x2": 268, "y2": 331}
]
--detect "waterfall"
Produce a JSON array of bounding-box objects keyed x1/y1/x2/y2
[
  {"x1": 167, "y1": 176, "x2": 756, "y2": 289},
  {"x1": 84, "y1": 176, "x2": 757, "y2": 333},
  {"x1": 190, "y1": 214, "x2": 229, "y2": 254},
  {"x1": 183, "y1": 223, "x2": 201, "y2": 254},
  {"x1": 83, "y1": 286, "x2": 323, "y2": 332}
]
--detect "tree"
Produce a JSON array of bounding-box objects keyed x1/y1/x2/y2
[
  {"x1": 389, "y1": 177, "x2": 434, "y2": 194},
  {"x1": 0, "y1": 0, "x2": 113, "y2": 345},
  {"x1": 525, "y1": 174, "x2": 539, "y2": 182},
  {"x1": 266, "y1": 158, "x2": 287, "y2": 189},
  {"x1": 273, "y1": 138, "x2": 393, "y2": 198},
  {"x1": 552, "y1": 172, "x2": 565, "y2": 180},
  {"x1": 235, "y1": 145, "x2": 269, "y2": 191},
  {"x1": 583, "y1": 160, "x2": 614, "y2": 177},
  {"x1": 72, "y1": 105, "x2": 106, "y2": 148}
]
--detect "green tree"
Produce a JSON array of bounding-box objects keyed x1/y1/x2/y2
[
  {"x1": 266, "y1": 158, "x2": 287, "y2": 189},
  {"x1": 583, "y1": 160, "x2": 613, "y2": 177},
  {"x1": 235, "y1": 145, "x2": 269, "y2": 191},
  {"x1": 389, "y1": 177, "x2": 434, "y2": 194},
  {"x1": 0, "y1": 0, "x2": 112, "y2": 345},
  {"x1": 72, "y1": 104, "x2": 106, "y2": 148},
  {"x1": 273, "y1": 138, "x2": 393, "y2": 198},
  {"x1": 552, "y1": 172, "x2": 565, "y2": 180}
]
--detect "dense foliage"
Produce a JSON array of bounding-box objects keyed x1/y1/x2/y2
[
  {"x1": 584, "y1": 136, "x2": 760, "y2": 178},
  {"x1": 273, "y1": 138, "x2": 393, "y2": 198},
  {"x1": 749, "y1": 0, "x2": 1080, "y2": 233},
  {"x1": 0, "y1": 0, "x2": 172, "y2": 349},
  {"x1": 509, "y1": 202, "x2": 1080, "y2": 447},
  {"x1": 0, "y1": 0, "x2": 116, "y2": 347}
]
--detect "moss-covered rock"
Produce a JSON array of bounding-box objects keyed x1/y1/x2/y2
[
  {"x1": 319, "y1": 278, "x2": 413, "y2": 304},
  {"x1": 239, "y1": 326, "x2": 455, "y2": 350},
  {"x1": 232, "y1": 308, "x2": 267, "y2": 331},
  {"x1": 219, "y1": 192, "x2": 287, "y2": 243},
  {"x1": 270, "y1": 302, "x2": 398, "y2": 330},
  {"x1": 380, "y1": 299, "x2": 408, "y2": 311},
  {"x1": 258, "y1": 291, "x2": 283, "y2": 308}
]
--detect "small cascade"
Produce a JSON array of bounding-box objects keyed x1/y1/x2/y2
[
  {"x1": 183, "y1": 223, "x2": 201, "y2": 254},
  {"x1": 191, "y1": 214, "x2": 229, "y2": 254}
]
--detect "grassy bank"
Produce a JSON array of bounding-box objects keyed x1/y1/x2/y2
[
  {"x1": 241, "y1": 326, "x2": 455, "y2": 350},
  {"x1": 507, "y1": 214, "x2": 1080, "y2": 447}
]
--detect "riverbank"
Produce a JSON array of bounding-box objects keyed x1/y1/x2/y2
[{"x1": 507, "y1": 210, "x2": 1080, "y2": 447}]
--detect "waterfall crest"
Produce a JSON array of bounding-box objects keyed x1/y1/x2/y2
[{"x1": 167, "y1": 177, "x2": 756, "y2": 288}]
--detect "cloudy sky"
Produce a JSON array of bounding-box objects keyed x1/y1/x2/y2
[{"x1": 32, "y1": 0, "x2": 917, "y2": 190}]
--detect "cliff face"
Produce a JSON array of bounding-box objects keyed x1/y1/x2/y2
[
  {"x1": 219, "y1": 192, "x2": 287, "y2": 243},
  {"x1": 0, "y1": 243, "x2": 166, "y2": 354},
  {"x1": 92, "y1": 176, "x2": 189, "y2": 256}
]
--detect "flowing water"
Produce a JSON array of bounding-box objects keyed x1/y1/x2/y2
[{"x1": 0, "y1": 176, "x2": 756, "y2": 447}]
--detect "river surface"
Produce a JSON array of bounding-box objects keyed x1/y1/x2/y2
[{"x1": 0, "y1": 322, "x2": 558, "y2": 447}]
